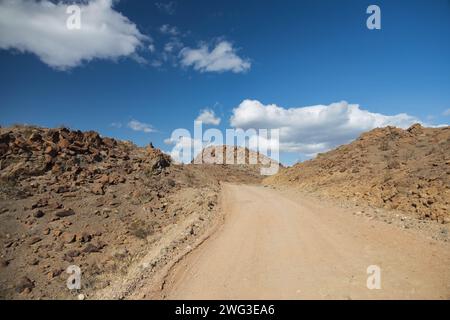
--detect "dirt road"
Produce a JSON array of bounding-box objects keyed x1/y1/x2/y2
[{"x1": 156, "y1": 184, "x2": 450, "y2": 299}]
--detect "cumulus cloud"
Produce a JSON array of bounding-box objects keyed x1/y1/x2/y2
[
  {"x1": 0, "y1": 0, "x2": 149, "y2": 70},
  {"x1": 159, "y1": 24, "x2": 179, "y2": 36},
  {"x1": 230, "y1": 100, "x2": 422, "y2": 157},
  {"x1": 195, "y1": 109, "x2": 221, "y2": 125},
  {"x1": 180, "y1": 41, "x2": 251, "y2": 73},
  {"x1": 127, "y1": 120, "x2": 155, "y2": 133}
]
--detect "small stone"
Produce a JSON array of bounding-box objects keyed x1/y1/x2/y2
[
  {"x1": 44, "y1": 145, "x2": 57, "y2": 157},
  {"x1": 55, "y1": 208, "x2": 75, "y2": 218},
  {"x1": 77, "y1": 232, "x2": 92, "y2": 243},
  {"x1": 83, "y1": 243, "x2": 100, "y2": 253},
  {"x1": 28, "y1": 236, "x2": 42, "y2": 245},
  {"x1": 91, "y1": 183, "x2": 105, "y2": 195},
  {"x1": 97, "y1": 174, "x2": 110, "y2": 185},
  {"x1": 63, "y1": 233, "x2": 76, "y2": 243},
  {"x1": 78, "y1": 294, "x2": 85, "y2": 300},
  {"x1": 109, "y1": 201, "x2": 121, "y2": 208},
  {"x1": 33, "y1": 210, "x2": 45, "y2": 218},
  {"x1": 48, "y1": 268, "x2": 63, "y2": 279},
  {"x1": 58, "y1": 138, "x2": 70, "y2": 149}
]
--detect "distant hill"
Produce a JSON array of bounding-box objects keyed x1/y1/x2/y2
[{"x1": 193, "y1": 145, "x2": 280, "y2": 166}]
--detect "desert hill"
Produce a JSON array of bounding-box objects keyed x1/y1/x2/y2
[
  {"x1": 193, "y1": 145, "x2": 280, "y2": 177},
  {"x1": 0, "y1": 125, "x2": 261, "y2": 299},
  {"x1": 265, "y1": 124, "x2": 450, "y2": 223}
]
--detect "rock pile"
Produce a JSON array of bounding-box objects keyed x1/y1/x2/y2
[
  {"x1": 0, "y1": 125, "x2": 178, "y2": 299},
  {"x1": 0, "y1": 125, "x2": 171, "y2": 199}
]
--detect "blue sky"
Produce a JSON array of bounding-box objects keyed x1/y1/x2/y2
[{"x1": 1, "y1": 0, "x2": 449, "y2": 165}]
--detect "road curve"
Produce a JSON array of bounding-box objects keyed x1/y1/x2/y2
[{"x1": 158, "y1": 184, "x2": 450, "y2": 299}]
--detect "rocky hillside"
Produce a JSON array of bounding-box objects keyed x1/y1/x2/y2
[
  {"x1": 265, "y1": 124, "x2": 450, "y2": 223},
  {"x1": 0, "y1": 125, "x2": 261, "y2": 300},
  {"x1": 0, "y1": 126, "x2": 171, "y2": 199}
]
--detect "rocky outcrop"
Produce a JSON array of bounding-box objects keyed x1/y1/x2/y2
[{"x1": 0, "y1": 125, "x2": 171, "y2": 199}]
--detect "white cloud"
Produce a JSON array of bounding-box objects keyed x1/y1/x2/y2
[
  {"x1": 127, "y1": 120, "x2": 155, "y2": 133},
  {"x1": 443, "y1": 109, "x2": 450, "y2": 116},
  {"x1": 0, "y1": 0, "x2": 149, "y2": 70},
  {"x1": 160, "y1": 24, "x2": 179, "y2": 36},
  {"x1": 148, "y1": 44, "x2": 156, "y2": 53},
  {"x1": 155, "y1": 2, "x2": 176, "y2": 15},
  {"x1": 180, "y1": 41, "x2": 251, "y2": 73},
  {"x1": 164, "y1": 37, "x2": 183, "y2": 53},
  {"x1": 230, "y1": 100, "x2": 423, "y2": 157},
  {"x1": 195, "y1": 109, "x2": 221, "y2": 125},
  {"x1": 158, "y1": 37, "x2": 183, "y2": 67}
]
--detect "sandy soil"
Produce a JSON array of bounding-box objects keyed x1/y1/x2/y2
[{"x1": 152, "y1": 184, "x2": 450, "y2": 300}]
